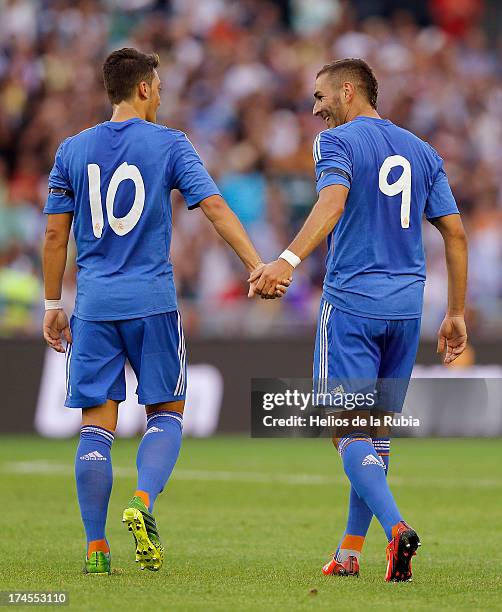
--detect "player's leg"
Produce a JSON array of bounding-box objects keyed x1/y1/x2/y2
[
  {"x1": 134, "y1": 400, "x2": 184, "y2": 512},
  {"x1": 376, "y1": 318, "x2": 422, "y2": 581},
  {"x1": 68, "y1": 317, "x2": 126, "y2": 574},
  {"x1": 315, "y1": 303, "x2": 379, "y2": 575},
  {"x1": 120, "y1": 312, "x2": 186, "y2": 571},
  {"x1": 322, "y1": 412, "x2": 372, "y2": 577},
  {"x1": 332, "y1": 419, "x2": 391, "y2": 571},
  {"x1": 77, "y1": 400, "x2": 119, "y2": 568},
  {"x1": 321, "y1": 310, "x2": 410, "y2": 575},
  {"x1": 330, "y1": 334, "x2": 404, "y2": 548},
  {"x1": 338, "y1": 418, "x2": 392, "y2": 562},
  {"x1": 332, "y1": 413, "x2": 391, "y2": 559},
  {"x1": 333, "y1": 428, "x2": 402, "y2": 543},
  {"x1": 122, "y1": 400, "x2": 184, "y2": 570}
]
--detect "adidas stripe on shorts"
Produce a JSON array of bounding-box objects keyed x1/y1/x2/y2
[{"x1": 65, "y1": 311, "x2": 186, "y2": 408}]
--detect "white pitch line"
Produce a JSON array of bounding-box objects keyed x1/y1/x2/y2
[
  {"x1": 0, "y1": 461, "x2": 341, "y2": 486},
  {"x1": 1, "y1": 461, "x2": 500, "y2": 489},
  {"x1": 173, "y1": 469, "x2": 341, "y2": 486}
]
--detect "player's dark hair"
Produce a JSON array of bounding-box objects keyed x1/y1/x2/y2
[
  {"x1": 103, "y1": 48, "x2": 159, "y2": 105},
  {"x1": 317, "y1": 58, "x2": 378, "y2": 109}
]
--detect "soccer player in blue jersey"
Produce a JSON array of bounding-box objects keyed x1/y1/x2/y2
[
  {"x1": 249, "y1": 58, "x2": 468, "y2": 581},
  {"x1": 42, "y1": 48, "x2": 288, "y2": 575}
]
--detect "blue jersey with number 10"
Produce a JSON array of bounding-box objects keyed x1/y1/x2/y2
[
  {"x1": 313, "y1": 116, "x2": 459, "y2": 319},
  {"x1": 44, "y1": 118, "x2": 220, "y2": 321}
]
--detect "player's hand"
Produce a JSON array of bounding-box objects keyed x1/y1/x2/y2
[
  {"x1": 43, "y1": 309, "x2": 72, "y2": 353},
  {"x1": 436, "y1": 315, "x2": 467, "y2": 364},
  {"x1": 258, "y1": 277, "x2": 292, "y2": 300},
  {"x1": 248, "y1": 259, "x2": 294, "y2": 299},
  {"x1": 247, "y1": 262, "x2": 292, "y2": 299}
]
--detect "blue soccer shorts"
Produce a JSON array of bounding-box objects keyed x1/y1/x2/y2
[
  {"x1": 65, "y1": 311, "x2": 186, "y2": 408},
  {"x1": 313, "y1": 299, "x2": 421, "y2": 413}
]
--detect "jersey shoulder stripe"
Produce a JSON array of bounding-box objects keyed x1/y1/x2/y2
[{"x1": 312, "y1": 129, "x2": 331, "y2": 163}]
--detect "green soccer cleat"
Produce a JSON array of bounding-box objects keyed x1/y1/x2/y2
[
  {"x1": 122, "y1": 496, "x2": 164, "y2": 571},
  {"x1": 83, "y1": 551, "x2": 111, "y2": 575}
]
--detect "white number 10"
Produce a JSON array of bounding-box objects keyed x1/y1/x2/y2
[
  {"x1": 87, "y1": 162, "x2": 145, "y2": 238},
  {"x1": 378, "y1": 155, "x2": 411, "y2": 228}
]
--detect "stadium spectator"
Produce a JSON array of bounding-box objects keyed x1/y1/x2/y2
[{"x1": 0, "y1": 0, "x2": 501, "y2": 337}]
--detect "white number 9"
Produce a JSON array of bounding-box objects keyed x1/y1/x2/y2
[{"x1": 378, "y1": 155, "x2": 411, "y2": 228}]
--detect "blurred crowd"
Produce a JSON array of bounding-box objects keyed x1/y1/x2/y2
[{"x1": 1, "y1": 0, "x2": 501, "y2": 339}]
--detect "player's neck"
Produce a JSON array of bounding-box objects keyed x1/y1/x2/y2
[
  {"x1": 346, "y1": 105, "x2": 381, "y2": 123},
  {"x1": 110, "y1": 101, "x2": 147, "y2": 122}
]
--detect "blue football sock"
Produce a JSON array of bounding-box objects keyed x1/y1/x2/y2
[
  {"x1": 75, "y1": 425, "x2": 114, "y2": 550},
  {"x1": 338, "y1": 433, "x2": 401, "y2": 541},
  {"x1": 336, "y1": 437, "x2": 391, "y2": 561},
  {"x1": 373, "y1": 437, "x2": 390, "y2": 474},
  {"x1": 136, "y1": 411, "x2": 183, "y2": 511}
]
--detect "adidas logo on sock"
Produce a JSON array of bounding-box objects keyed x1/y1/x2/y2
[
  {"x1": 145, "y1": 426, "x2": 164, "y2": 435},
  {"x1": 80, "y1": 451, "x2": 107, "y2": 461},
  {"x1": 361, "y1": 454, "x2": 384, "y2": 468}
]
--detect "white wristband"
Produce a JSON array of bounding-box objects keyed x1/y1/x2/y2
[
  {"x1": 45, "y1": 299, "x2": 63, "y2": 310},
  {"x1": 279, "y1": 249, "x2": 301, "y2": 269}
]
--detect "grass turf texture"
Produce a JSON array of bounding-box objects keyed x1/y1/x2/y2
[{"x1": 1, "y1": 437, "x2": 501, "y2": 611}]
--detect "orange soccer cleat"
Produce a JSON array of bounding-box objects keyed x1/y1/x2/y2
[
  {"x1": 322, "y1": 554, "x2": 360, "y2": 577},
  {"x1": 385, "y1": 521, "x2": 421, "y2": 582}
]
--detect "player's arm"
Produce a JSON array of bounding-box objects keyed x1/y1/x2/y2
[
  {"x1": 199, "y1": 195, "x2": 290, "y2": 299},
  {"x1": 42, "y1": 212, "x2": 73, "y2": 352},
  {"x1": 172, "y1": 133, "x2": 288, "y2": 297},
  {"x1": 249, "y1": 131, "x2": 351, "y2": 297},
  {"x1": 42, "y1": 139, "x2": 74, "y2": 353},
  {"x1": 199, "y1": 195, "x2": 262, "y2": 273},
  {"x1": 425, "y1": 154, "x2": 468, "y2": 364},
  {"x1": 43, "y1": 213, "x2": 72, "y2": 302},
  {"x1": 249, "y1": 184, "x2": 348, "y2": 297},
  {"x1": 430, "y1": 213, "x2": 468, "y2": 364}
]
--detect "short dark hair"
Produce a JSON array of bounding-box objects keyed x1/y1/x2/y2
[
  {"x1": 316, "y1": 58, "x2": 378, "y2": 109},
  {"x1": 103, "y1": 48, "x2": 159, "y2": 105}
]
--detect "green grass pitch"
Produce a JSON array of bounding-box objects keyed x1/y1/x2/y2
[{"x1": 1, "y1": 436, "x2": 501, "y2": 611}]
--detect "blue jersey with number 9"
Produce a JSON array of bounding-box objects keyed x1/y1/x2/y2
[
  {"x1": 313, "y1": 117, "x2": 459, "y2": 319},
  {"x1": 44, "y1": 118, "x2": 220, "y2": 320}
]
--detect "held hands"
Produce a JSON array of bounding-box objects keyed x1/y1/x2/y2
[
  {"x1": 437, "y1": 315, "x2": 467, "y2": 364},
  {"x1": 43, "y1": 309, "x2": 72, "y2": 353},
  {"x1": 248, "y1": 259, "x2": 294, "y2": 299}
]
